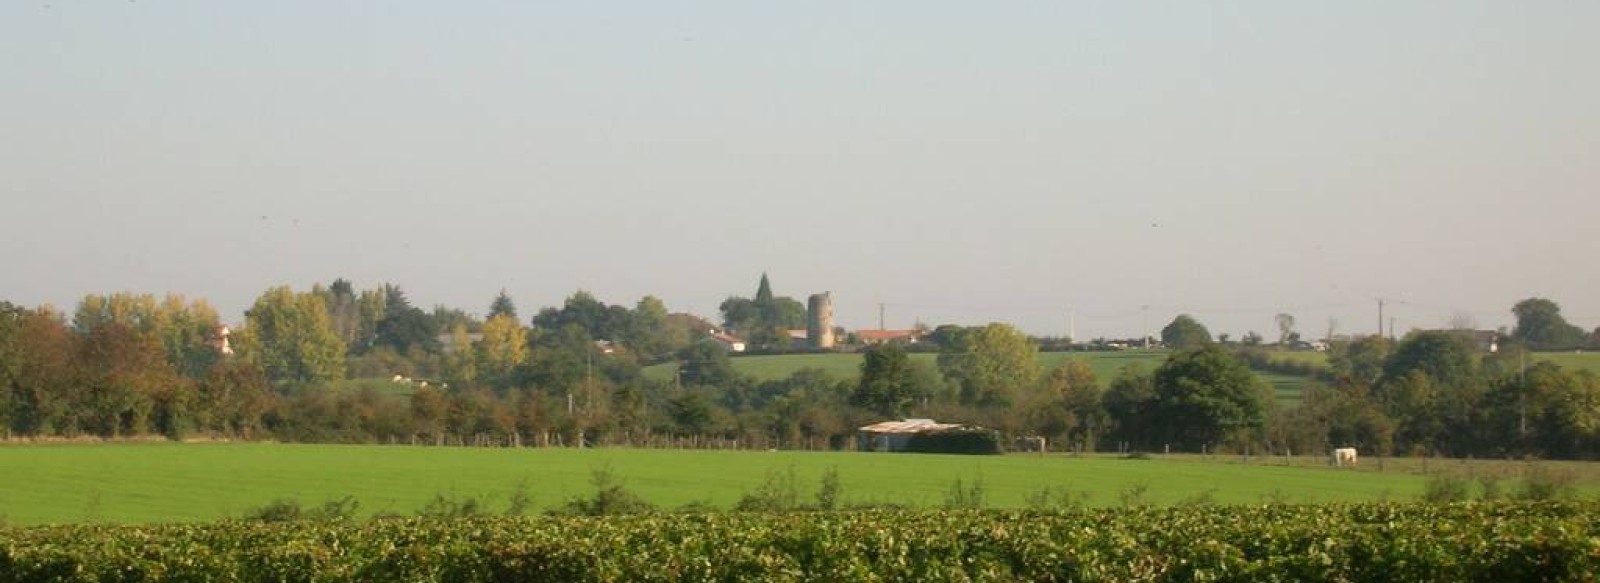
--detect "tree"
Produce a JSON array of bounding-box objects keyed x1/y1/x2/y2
[
  {"x1": 1511, "y1": 298, "x2": 1586, "y2": 350},
  {"x1": 1037, "y1": 360, "x2": 1105, "y2": 448},
  {"x1": 1103, "y1": 365, "x2": 1157, "y2": 449},
  {"x1": 678, "y1": 341, "x2": 740, "y2": 388},
  {"x1": 374, "y1": 285, "x2": 441, "y2": 355},
  {"x1": 1328, "y1": 335, "x2": 1393, "y2": 386},
  {"x1": 852, "y1": 343, "x2": 920, "y2": 417},
  {"x1": 719, "y1": 274, "x2": 807, "y2": 350},
  {"x1": 1275, "y1": 313, "x2": 1296, "y2": 345},
  {"x1": 1151, "y1": 345, "x2": 1270, "y2": 449},
  {"x1": 237, "y1": 286, "x2": 346, "y2": 386},
  {"x1": 1, "y1": 306, "x2": 75, "y2": 435},
  {"x1": 477, "y1": 314, "x2": 528, "y2": 389},
  {"x1": 936, "y1": 323, "x2": 1040, "y2": 407},
  {"x1": 1160, "y1": 314, "x2": 1212, "y2": 350},
  {"x1": 488, "y1": 290, "x2": 518, "y2": 321}
]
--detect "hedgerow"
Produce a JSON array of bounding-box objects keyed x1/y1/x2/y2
[{"x1": 1, "y1": 502, "x2": 1596, "y2": 582}]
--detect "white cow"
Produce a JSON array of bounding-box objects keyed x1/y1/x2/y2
[{"x1": 1331, "y1": 447, "x2": 1358, "y2": 467}]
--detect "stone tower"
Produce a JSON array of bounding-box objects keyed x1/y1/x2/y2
[{"x1": 807, "y1": 292, "x2": 836, "y2": 349}]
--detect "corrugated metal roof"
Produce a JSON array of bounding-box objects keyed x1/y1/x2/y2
[{"x1": 857, "y1": 418, "x2": 964, "y2": 434}]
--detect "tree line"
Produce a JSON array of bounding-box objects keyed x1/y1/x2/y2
[{"x1": 1, "y1": 282, "x2": 1597, "y2": 460}]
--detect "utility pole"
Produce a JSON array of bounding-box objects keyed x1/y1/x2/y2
[
  {"x1": 1141, "y1": 305, "x2": 1150, "y2": 347},
  {"x1": 1389, "y1": 317, "x2": 1396, "y2": 340},
  {"x1": 1519, "y1": 349, "x2": 1528, "y2": 437},
  {"x1": 1068, "y1": 309, "x2": 1076, "y2": 344},
  {"x1": 1377, "y1": 299, "x2": 1385, "y2": 338},
  {"x1": 878, "y1": 303, "x2": 885, "y2": 330}
]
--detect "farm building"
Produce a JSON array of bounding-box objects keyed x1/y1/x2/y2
[{"x1": 857, "y1": 419, "x2": 999, "y2": 454}]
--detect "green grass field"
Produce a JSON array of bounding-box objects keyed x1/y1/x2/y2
[
  {"x1": 1534, "y1": 351, "x2": 1600, "y2": 375},
  {"x1": 8, "y1": 442, "x2": 1576, "y2": 526},
  {"x1": 646, "y1": 351, "x2": 1173, "y2": 384}
]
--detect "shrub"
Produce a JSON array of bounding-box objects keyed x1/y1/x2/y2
[
  {"x1": 417, "y1": 493, "x2": 482, "y2": 519},
  {"x1": 814, "y1": 467, "x2": 842, "y2": 511},
  {"x1": 734, "y1": 467, "x2": 800, "y2": 512},
  {"x1": 903, "y1": 428, "x2": 1001, "y2": 455},
  {"x1": 1517, "y1": 464, "x2": 1576, "y2": 501},
  {"x1": 1423, "y1": 474, "x2": 1472, "y2": 503},
  {"x1": 942, "y1": 476, "x2": 985, "y2": 509},
  {"x1": 552, "y1": 466, "x2": 656, "y2": 516}
]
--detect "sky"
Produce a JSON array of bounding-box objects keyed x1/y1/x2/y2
[{"x1": 3, "y1": 2, "x2": 1596, "y2": 340}]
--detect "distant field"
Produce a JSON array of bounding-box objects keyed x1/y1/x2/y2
[
  {"x1": 1535, "y1": 351, "x2": 1600, "y2": 375},
  {"x1": 0, "y1": 443, "x2": 1478, "y2": 525},
  {"x1": 646, "y1": 351, "x2": 1171, "y2": 384}
]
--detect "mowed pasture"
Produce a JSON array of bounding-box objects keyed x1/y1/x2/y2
[{"x1": 0, "y1": 442, "x2": 1468, "y2": 526}]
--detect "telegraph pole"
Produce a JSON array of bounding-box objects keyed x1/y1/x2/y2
[
  {"x1": 1377, "y1": 299, "x2": 1385, "y2": 338},
  {"x1": 878, "y1": 303, "x2": 885, "y2": 330},
  {"x1": 1068, "y1": 309, "x2": 1076, "y2": 344}
]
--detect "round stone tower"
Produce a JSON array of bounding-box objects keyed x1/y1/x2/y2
[{"x1": 807, "y1": 292, "x2": 836, "y2": 349}]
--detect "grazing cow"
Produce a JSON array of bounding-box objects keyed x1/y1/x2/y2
[{"x1": 1331, "y1": 447, "x2": 1358, "y2": 467}]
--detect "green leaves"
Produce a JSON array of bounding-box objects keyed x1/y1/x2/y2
[{"x1": 2, "y1": 502, "x2": 1596, "y2": 582}]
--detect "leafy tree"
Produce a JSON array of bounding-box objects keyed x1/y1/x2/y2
[
  {"x1": 678, "y1": 341, "x2": 740, "y2": 388},
  {"x1": 75, "y1": 322, "x2": 188, "y2": 437},
  {"x1": 1036, "y1": 360, "x2": 1105, "y2": 448},
  {"x1": 430, "y1": 305, "x2": 479, "y2": 335},
  {"x1": 320, "y1": 279, "x2": 361, "y2": 351},
  {"x1": 1511, "y1": 298, "x2": 1586, "y2": 350},
  {"x1": 237, "y1": 286, "x2": 346, "y2": 386},
  {"x1": 852, "y1": 343, "x2": 921, "y2": 417},
  {"x1": 488, "y1": 290, "x2": 518, "y2": 321},
  {"x1": 476, "y1": 314, "x2": 528, "y2": 389},
  {"x1": 626, "y1": 296, "x2": 671, "y2": 360},
  {"x1": 1378, "y1": 330, "x2": 1484, "y2": 454},
  {"x1": 1103, "y1": 365, "x2": 1157, "y2": 449},
  {"x1": 1241, "y1": 331, "x2": 1263, "y2": 346},
  {"x1": 1151, "y1": 345, "x2": 1270, "y2": 449},
  {"x1": 1160, "y1": 314, "x2": 1213, "y2": 350},
  {"x1": 936, "y1": 323, "x2": 1040, "y2": 407},
  {"x1": 1382, "y1": 330, "x2": 1478, "y2": 390},
  {"x1": 1328, "y1": 335, "x2": 1394, "y2": 386}
]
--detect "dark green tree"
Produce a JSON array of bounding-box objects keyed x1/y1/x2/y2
[
  {"x1": 1160, "y1": 314, "x2": 1213, "y2": 350},
  {"x1": 374, "y1": 285, "x2": 441, "y2": 355},
  {"x1": 488, "y1": 290, "x2": 518, "y2": 321},
  {"x1": 1151, "y1": 345, "x2": 1270, "y2": 449},
  {"x1": 1511, "y1": 298, "x2": 1586, "y2": 350},
  {"x1": 1103, "y1": 365, "x2": 1157, "y2": 449},
  {"x1": 1328, "y1": 335, "x2": 1394, "y2": 386},
  {"x1": 852, "y1": 343, "x2": 921, "y2": 417}
]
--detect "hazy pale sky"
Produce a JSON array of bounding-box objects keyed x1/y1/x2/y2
[{"x1": 4, "y1": 2, "x2": 1596, "y2": 340}]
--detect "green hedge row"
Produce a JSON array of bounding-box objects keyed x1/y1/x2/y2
[{"x1": 2, "y1": 502, "x2": 1597, "y2": 582}]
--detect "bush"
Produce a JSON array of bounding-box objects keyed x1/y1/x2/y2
[
  {"x1": 1423, "y1": 474, "x2": 1472, "y2": 503},
  {"x1": 942, "y1": 476, "x2": 985, "y2": 509},
  {"x1": 552, "y1": 466, "x2": 656, "y2": 516},
  {"x1": 1517, "y1": 464, "x2": 1576, "y2": 501},
  {"x1": 6, "y1": 503, "x2": 1600, "y2": 581},
  {"x1": 903, "y1": 428, "x2": 1001, "y2": 455},
  {"x1": 417, "y1": 493, "x2": 482, "y2": 519},
  {"x1": 734, "y1": 467, "x2": 800, "y2": 512}
]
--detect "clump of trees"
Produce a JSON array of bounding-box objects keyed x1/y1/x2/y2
[{"x1": 3, "y1": 286, "x2": 1597, "y2": 461}]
